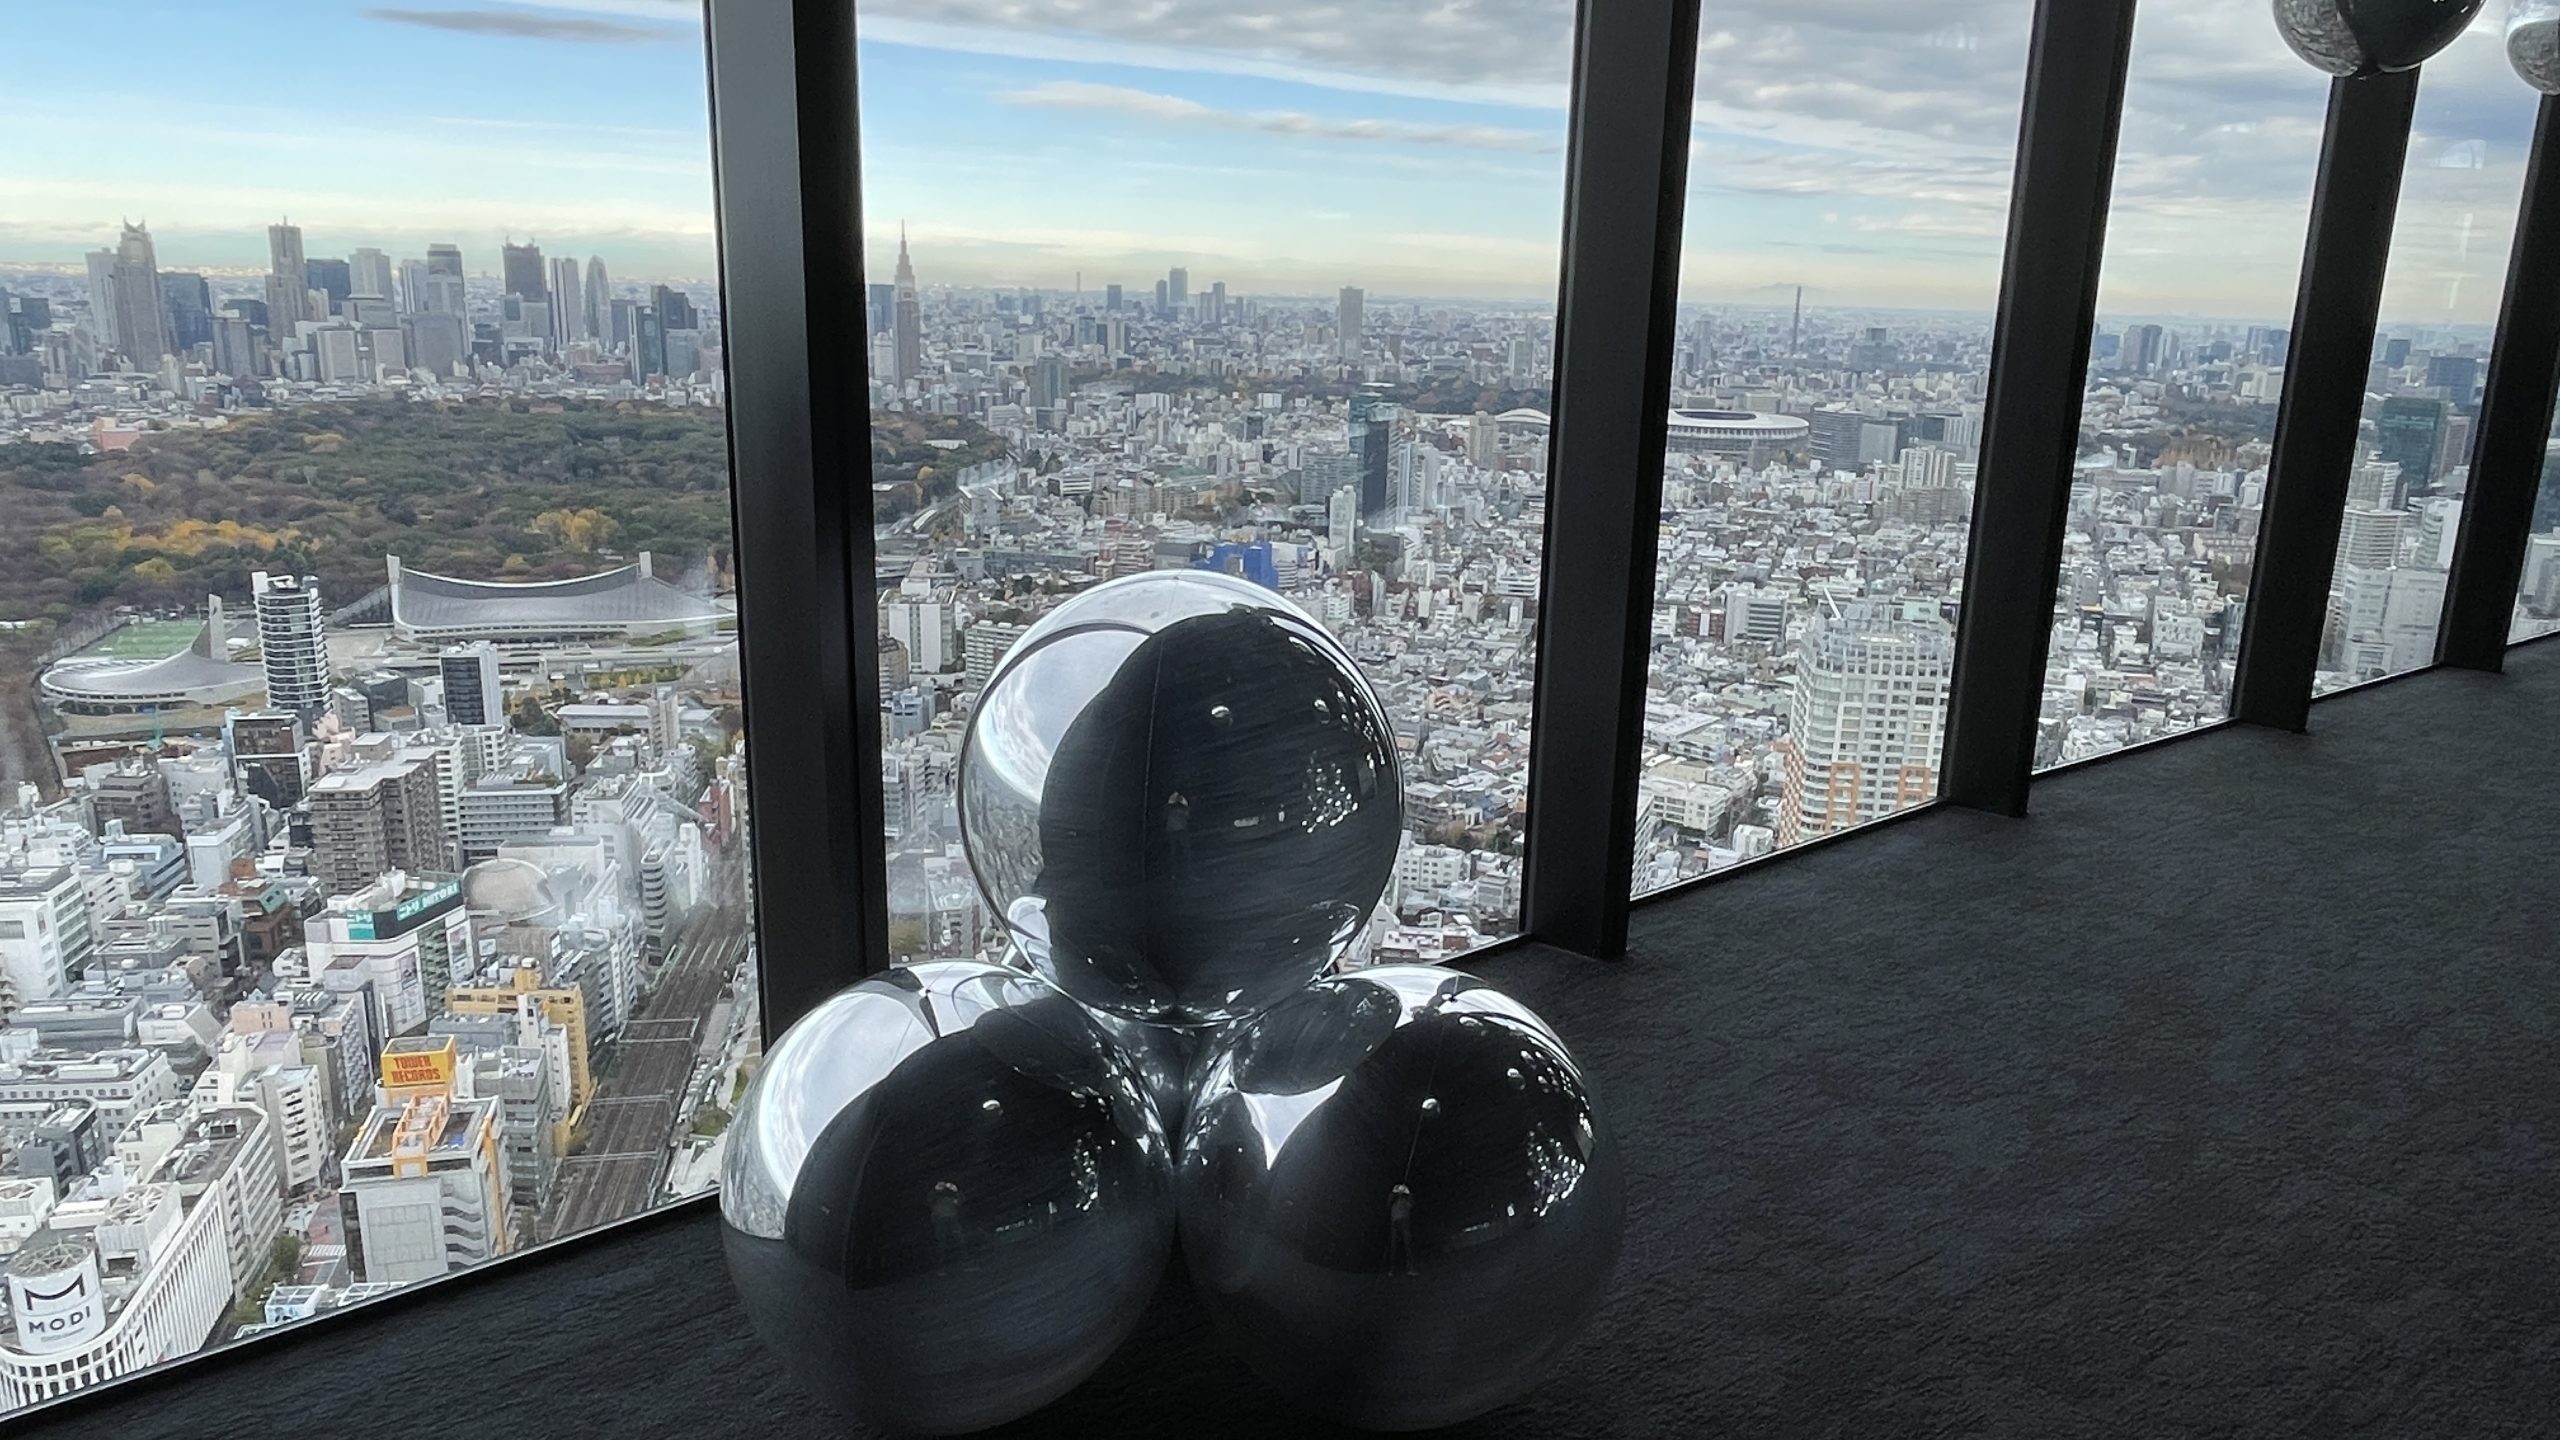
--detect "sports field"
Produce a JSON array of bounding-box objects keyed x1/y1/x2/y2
[{"x1": 73, "y1": 619, "x2": 203, "y2": 662}]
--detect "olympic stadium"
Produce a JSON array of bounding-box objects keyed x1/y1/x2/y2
[
  {"x1": 1665, "y1": 409, "x2": 1811, "y2": 456},
  {"x1": 387, "y1": 554, "x2": 733, "y2": 646}
]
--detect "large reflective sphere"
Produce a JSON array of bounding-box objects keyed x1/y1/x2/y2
[
  {"x1": 2273, "y1": 0, "x2": 2485, "y2": 75},
  {"x1": 2511, "y1": 0, "x2": 2560, "y2": 91},
  {"x1": 720, "y1": 962, "x2": 1174, "y2": 1435},
  {"x1": 960, "y1": 570, "x2": 1403, "y2": 1025},
  {"x1": 1178, "y1": 966, "x2": 1625, "y2": 1431}
]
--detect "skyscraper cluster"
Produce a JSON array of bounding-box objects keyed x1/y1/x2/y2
[{"x1": 15, "y1": 220, "x2": 700, "y2": 392}]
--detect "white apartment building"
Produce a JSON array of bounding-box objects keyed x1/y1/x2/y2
[
  {"x1": 1783, "y1": 603, "x2": 1955, "y2": 843},
  {"x1": 0, "y1": 868, "x2": 94, "y2": 1015}
]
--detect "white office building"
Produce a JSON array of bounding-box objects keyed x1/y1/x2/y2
[{"x1": 0, "y1": 1106, "x2": 280, "y2": 1410}]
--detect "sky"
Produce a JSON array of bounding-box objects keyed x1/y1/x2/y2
[{"x1": 0, "y1": 0, "x2": 2541, "y2": 324}]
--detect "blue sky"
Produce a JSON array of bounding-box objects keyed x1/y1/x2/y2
[{"x1": 0, "y1": 0, "x2": 2540, "y2": 323}]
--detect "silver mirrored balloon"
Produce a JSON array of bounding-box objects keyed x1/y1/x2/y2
[
  {"x1": 960, "y1": 570, "x2": 1403, "y2": 1026},
  {"x1": 2512, "y1": 0, "x2": 2560, "y2": 90},
  {"x1": 2273, "y1": 0, "x2": 2486, "y2": 76},
  {"x1": 1178, "y1": 965, "x2": 1625, "y2": 1431},
  {"x1": 721, "y1": 961, "x2": 1174, "y2": 1435}
]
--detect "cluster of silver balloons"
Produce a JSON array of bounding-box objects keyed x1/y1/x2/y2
[{"x1": 722, "y1": 572, "x2": 1624, "y2": 1434}]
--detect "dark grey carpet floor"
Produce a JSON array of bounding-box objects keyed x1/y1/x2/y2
[{"x1": 26, "y1": 645, "x2": 2559, "y2": 1439}]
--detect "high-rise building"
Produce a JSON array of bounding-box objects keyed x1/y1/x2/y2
[
  {"x1": 501, "y1": 241, "x2": 547, "y2": 303},
  {"x1": 583, "y1": 255, "x2": 609, "y2": 340},
  {"x1": 1105, "y1": 282, "x2": 1123, "y2": 312},
  {"x1": 2335, "y1": 506, "x2": 2407, "y2": 572},
  {"x1": 2425, "y1": 353, "x2": 2480, "y2": 400},
  {"x1": 439, "y1": 645, "x2": 505, "y2": 727},
  {"x1": 650, "y1": 284, "x2": 697, "y2": 332},
  {"x1": 1350, "y1": 384, "x2": 1395, "y2": 518},
  {"x1": 891, "y1": 229, "x2": 923, "y2": 388},
  {"x1": 882, "y1": 588, "x2": 958, "y2": 674},
  {"x1": 157, "y1": 273, "x2": 212, "y2": 352},
  {"x1": 83, "y1": 249, "x2": 120, "y2": 353},
  {"x1": 867, "y1": 281, "x2": 895, "y2": 335},
  {"x1": 304, "y1": 257, "x2": 351, "y2": 317},
  {"x1": 1029, "y1": 354, "x2": 1069, "y2": 410},
  {"x1": 963, "y1": 621, "x2": 1031, "y2": 690},
  {"x1": 1781, "y1": 603, "x2": 1954, "y2": 844},
  {"x1": 349, "y1": 247, "x2": 394, "y2": 303},
  {"x1": 225, "y1": 711, "x2": 306, "y2": 807},
  {"x1": 2123, "y1": 323, "x2": 2166, "y2": 375},
  {"x1": 631, "y1": 304, "x2": 663, "y2": 377},
  {"x1": 267, "y1": 221, "x2": 312, "y2": 330},
  {"x1": 414, "y1": 242, "x2": 467, "y2": 318},
  {"x1": 306, "y1": 761, "x2": 449, "y2": 897},
  {"x1": 2377, "y1": 397, "x2": 2449, "y2": 499},
  {"x1": 549, "y1": 258, "x2": 585, "y2": 343},
  {"x1": 1166, "y1": 266, "x2": 1188, "y2": 317},
  {"x1": 251, "y1": 571, "x2": 328, "y2": 717},
  {"x1": 1339, "y1": 285, "x2": 1364, "y2": 361},
  {"x1": 107, "y1": 222, "x2": 171, "y2": 362}
]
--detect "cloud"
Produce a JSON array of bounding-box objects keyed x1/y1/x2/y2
[
  {"x1": 361, "y1": 7, "x2": 680, "y2": 43},
  {"x1": 1001, "y1": 81, "x2": 1559, "y2": 153}
]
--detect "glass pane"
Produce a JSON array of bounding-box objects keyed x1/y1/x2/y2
[
  {"x1": 860, "y1": 4, "x2": 1570, "y2": 965},
  {"x1": 2513, "y1": 394, "x2": 2560, "y2": 642},
  {"x1": 1633, "y1": 8, "x2": 2031, "y2": 893},
  {"x1": 2041, "y1": 4, "x2": 2331, "y2": 766},
  {"x1": 2317, "y1": 21, "x2": 2535, "y2": 690},
  {"x1": 0, "y1": 3, "x2": 755, "y2": 1408}
]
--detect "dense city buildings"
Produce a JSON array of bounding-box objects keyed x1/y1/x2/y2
[
  {"x1": 850, "y1": 237, "x2": 2552, "y2": 926},
  {"x1": 0, "y1": 218, "x2": 757, "y2": 1412}
]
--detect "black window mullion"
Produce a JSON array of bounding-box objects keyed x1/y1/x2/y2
[
  {"x1": 1941, "y1": 0, "x2": 2142, "y2": 816},
  {"x1": 2231, "y1": 69, "x2": 2422, "y2": 732},
  {"x1": 704, "y1": 0, "x2": 888, "y2": 1034},
  {"x1": 1519, "y1": 0, "x2": 1704, "y2": 960}
]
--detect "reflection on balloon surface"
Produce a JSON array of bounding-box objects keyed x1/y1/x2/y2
[
  {"x1": 2271, "y1": 0, "x2": 2485, "y2": 76},
  {"x1": 720, "y1": 962, "x2": 1174, "y2": 1435},
  {"x1": 960, "y1": 571, "x2": 1402, "y2": 1025},
  {"x1": 1178, "y1": 966, "x2": 1625, "y2": 1431}
]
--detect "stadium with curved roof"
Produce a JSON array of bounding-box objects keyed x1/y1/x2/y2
[
  {"x1": 41, "y1": 598, "x2": 265, "y2": 715},
  {"x1": 387, "y1": 554, "x2": 732, "y2": 645},
  {"x1": 1666, "y1": 409, "x2": 1812, "y2": 456}
]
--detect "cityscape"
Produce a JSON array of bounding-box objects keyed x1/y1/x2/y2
[
  {"x1": 2, "y1": 0, "x2": 2560, "y2": 1422},
  {"x1": 4, "y1": 201, "x2": 2560, "y2": 1413},
  {"x1": 0, "y1": 221, "x2": 754, "y2": 1410}
]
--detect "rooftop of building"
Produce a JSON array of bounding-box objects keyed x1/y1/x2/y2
[
  {"x1": 387, "y1": 552, "x2": 730, "y2": 634},
  {"x1": 343, "y1": 1095, "x2": 494, "y2": 1169}
]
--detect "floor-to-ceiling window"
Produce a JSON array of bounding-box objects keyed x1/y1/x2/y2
[
  {"x1": 0, "y1": 2, "x2": 758, "y2": 1412},
  {"x1": 1631, "y1": 5, "x2": 2031, "y2": 893},
  {"x1": 2318, "y1": 16, "x2": 2537, "y2": 688},
  {"x1": 853, "y1": 0, "x2": 1571, "y2": 962},
  {"x1": 2037, "y1": 0, "x2": 2330, "y2": 765}
]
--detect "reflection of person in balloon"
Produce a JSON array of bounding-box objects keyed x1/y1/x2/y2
[
  {"x1": 1163, "y1": 790, "x2": 1190, "y2": 878},
  {"x1": 1033, "y1": 608, "x2": 1401, "y2": 1017},
  {"x1": 931, "y1": 1179, "x2": 965, "y2": 1265},
  {"x1": 1387, "y1": 1182, "x2": 1417, "y2": 1276}
]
